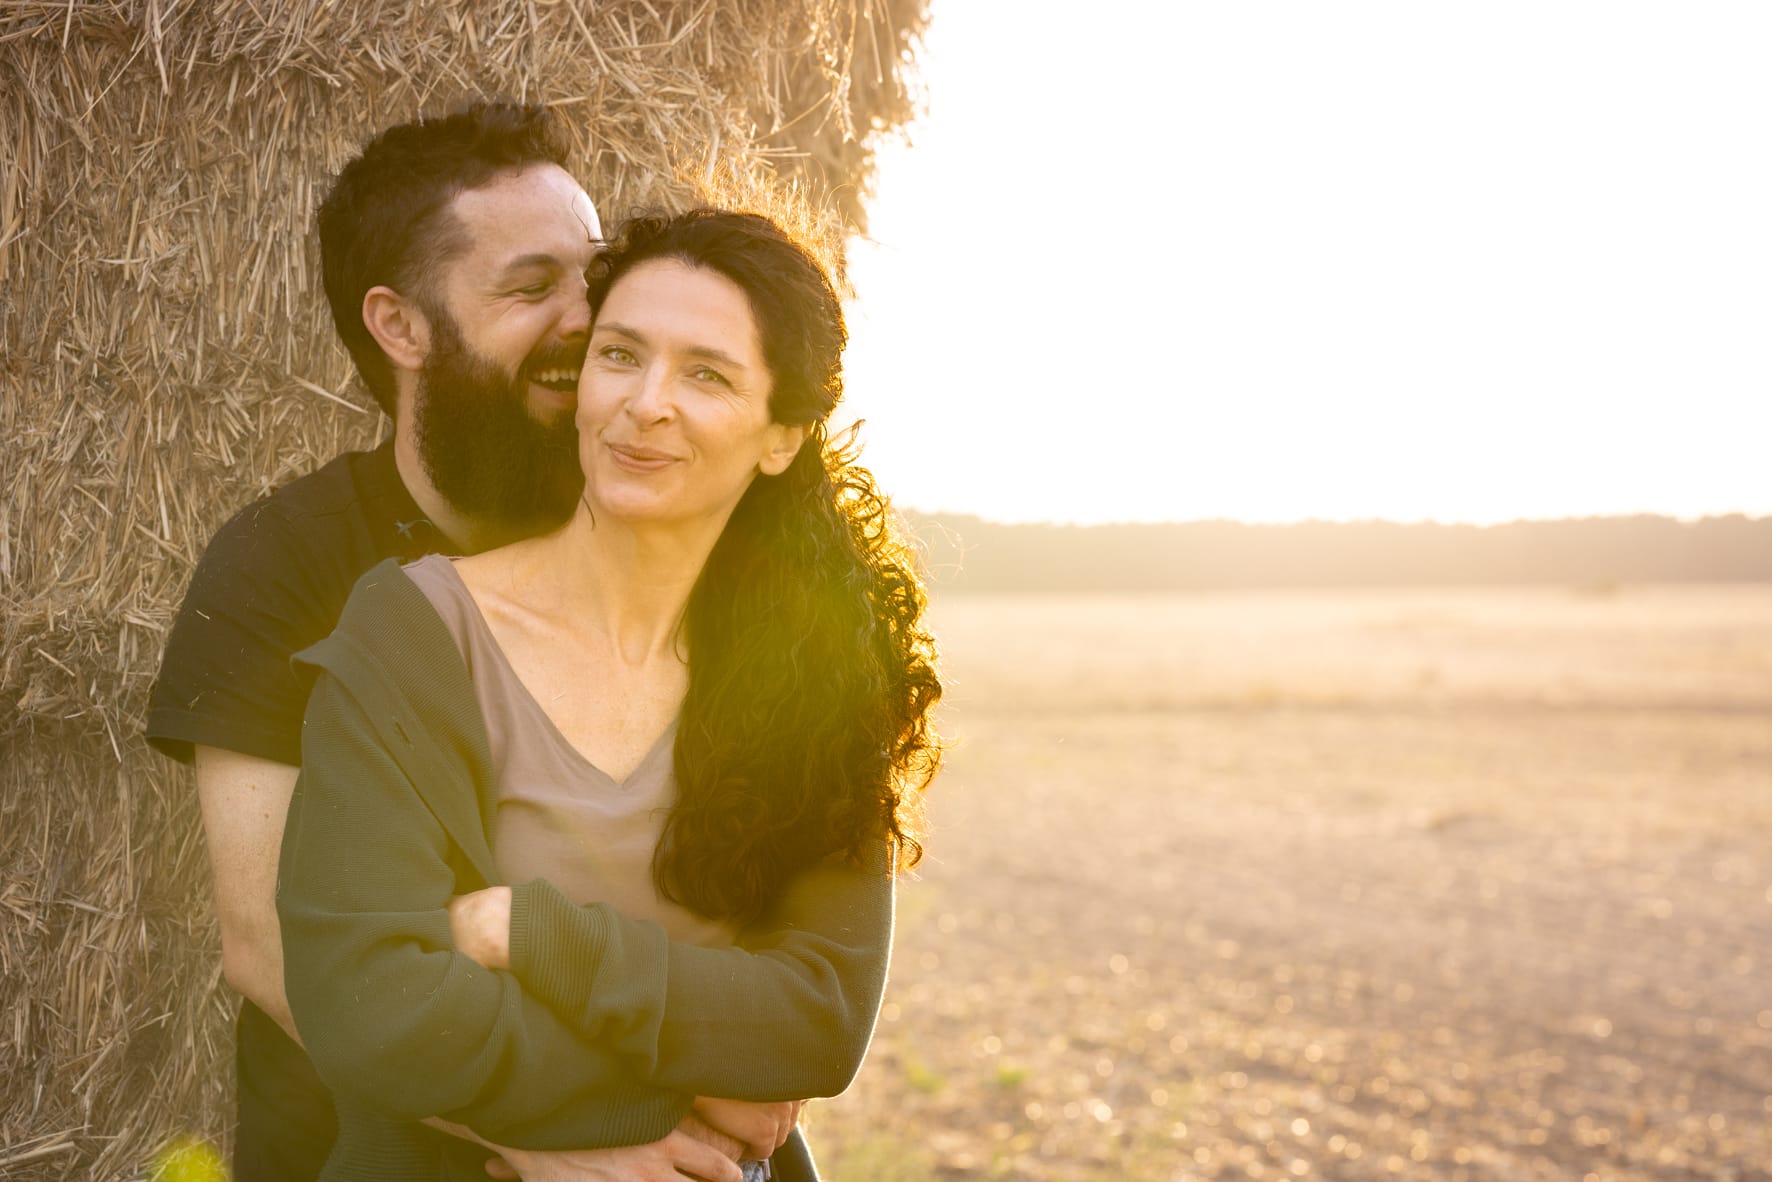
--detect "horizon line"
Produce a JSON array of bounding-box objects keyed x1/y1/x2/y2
[{"x1": 897, "y1": 509, "x2": 1772, "y2": 531}]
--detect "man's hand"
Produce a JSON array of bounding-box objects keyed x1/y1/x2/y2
[
  {"x1": 480, "y1": 1126, "x2": 745, "y2": 1182},
  {"x1": 671, "y1": 1113, "x2": 748, "y2": 1162},
  {"x1": 193, "y1": 747, "x2": 302, "y2": 1040},
  {"x1": 448, "y1": 886, "x2": 513, "y2": 971},
  {"x1": 692, "y1": 1096, "x2": 803, "y2": 1162}
]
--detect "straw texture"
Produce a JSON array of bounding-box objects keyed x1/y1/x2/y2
[{"x1": 0, "y1": 2, "x2": 927, "y2": 1176}]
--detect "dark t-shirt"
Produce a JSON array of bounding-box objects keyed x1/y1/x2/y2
[{"x1": 147, "y1": 441, "x2": 451, "y2": 1182}]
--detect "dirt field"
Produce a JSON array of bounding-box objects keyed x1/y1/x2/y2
[{"x1": 808, "y1": 586, "x2": 1772, "y2": 1181}]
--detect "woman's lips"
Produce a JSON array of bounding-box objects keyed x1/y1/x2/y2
[{"x1": 606, "y1": 441, "x2": 677, "y2": 471}]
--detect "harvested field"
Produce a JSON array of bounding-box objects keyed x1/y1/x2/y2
[{"x1": 811, "y1": 585, "x2": 1772, "y2": 1181}]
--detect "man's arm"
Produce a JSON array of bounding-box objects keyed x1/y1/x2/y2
[
  {"x1": 194, "y1": 745, "x2": 301, "y2": 1040},
  {"x1": 482, "y1": 1128, "x2": 745, "y2": 1182},
  {"x1": 454, "y1": 1113, "x2": 752, "y2": 1182},
  {"x1": 204, "y1": 738, "x2": 791, "y2": 1168},
  {"x1": 201, "y1": 690, "x2": 799, "y2": 1163}
]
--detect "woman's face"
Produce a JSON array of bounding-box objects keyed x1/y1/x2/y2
[{"x1": 577, "y1": 259, "x2": 804, "y2": 529}]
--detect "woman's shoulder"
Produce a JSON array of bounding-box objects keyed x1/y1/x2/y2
[
  {"x1": 294, "y1": 558, "x2": 494, "y2": 766},
  {"x1": 296, "y1": 558, "x2": 463, "y2": 689},
  {"x1": 339, "y1": 556, "x2": 442, "y2": 638}
]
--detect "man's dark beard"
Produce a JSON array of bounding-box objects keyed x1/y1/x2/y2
[{"x1": 413, "y1": 312, "x2": 583, "y2": 530}]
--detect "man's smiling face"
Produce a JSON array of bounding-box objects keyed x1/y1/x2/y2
[
  {"x1": 412, "y1": 164, "x2": 602, "y2": 525},
  {"x1": 430, "y1": 163, "x2": 602, "y2": 425}
]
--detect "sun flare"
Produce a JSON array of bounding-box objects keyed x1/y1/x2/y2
[{"x1": 839, "y1": 0, "x2": 1772, "y2": 526}]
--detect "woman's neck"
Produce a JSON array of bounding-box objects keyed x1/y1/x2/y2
[{"x1": 503, "y1": 500, "x2": 725, "y2": 666}]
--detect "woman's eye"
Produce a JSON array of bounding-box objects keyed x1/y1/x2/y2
[
  {"x1": 692, "y1": 366, "x2": 731, "y2": 387},
  {"x1": 514, "y1": 283, "x2": 551, "y2": 297},
  {"x1": 599, "y1": 345, "x2": 637, "y2": 365}
]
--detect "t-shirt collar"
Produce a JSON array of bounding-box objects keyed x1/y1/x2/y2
[{"x1": 358, "y1": 440, "x2": 456, "y2": 561}]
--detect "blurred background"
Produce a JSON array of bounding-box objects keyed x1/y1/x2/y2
[{"x1": 812, "y1": 3, "x2": 1772, "y2": 1179}]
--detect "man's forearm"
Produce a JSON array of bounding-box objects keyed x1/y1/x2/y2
[
  {"x1": 194, "y1": 746, "x2": 304, "y2": 1043},
  {"x1": 425, "y1": 1110, "x2": 750, "y2": 1182},
  {"x1": 225, "y1": 928, "x2": 301, "y2": 1043}
]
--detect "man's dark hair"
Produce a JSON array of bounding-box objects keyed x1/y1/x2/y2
[{"x1": 317, "y1": 101, "x2": 572, "y2": 414}]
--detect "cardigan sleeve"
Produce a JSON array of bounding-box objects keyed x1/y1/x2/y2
[
  {"x1": 507, "y1": 841, "x2": 894, "y2": 1101},
  {"x1": 277, "y1": 667, "x2": 690, "y2": 1150}
]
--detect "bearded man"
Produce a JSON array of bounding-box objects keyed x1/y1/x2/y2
[
  {"x1": 151, "y1": 100, "x2": 798, "y2": 1181},
  {"x1": 148, "y1": 100, "x2": 598, "y2": 1181}
]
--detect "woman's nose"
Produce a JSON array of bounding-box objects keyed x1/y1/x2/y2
[{"x1": 626, "y1": 366, "x2": 674, "y2": 423}]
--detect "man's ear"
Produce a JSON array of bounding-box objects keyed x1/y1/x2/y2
[
  {"x1": 758, "y1": 423, "x2": 808, "y2": 477},
  {"x1": 362, "y1": 286, "x2": 431, "y2": 373}
]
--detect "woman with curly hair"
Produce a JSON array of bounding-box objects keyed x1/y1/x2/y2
[{"x1": 276, "y1": 209, "x2": 941, "y2": 1181}]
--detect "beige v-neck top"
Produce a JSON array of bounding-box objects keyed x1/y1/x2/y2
[{"x1": 404, "y1": 554, "x2": 736, "y2": 948}]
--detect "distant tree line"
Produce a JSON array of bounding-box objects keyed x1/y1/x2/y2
[{"x1": 907, "y1": 514, "x2": 1772, "y2": 592}]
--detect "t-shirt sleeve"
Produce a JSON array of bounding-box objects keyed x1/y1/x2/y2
[{"x1": 146, "y1": 499, "x2": 340, "y2": 766}]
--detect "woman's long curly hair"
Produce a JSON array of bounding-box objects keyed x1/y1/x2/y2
[{"x1": 585, "y1": 209, "x2": 943, "y2": 927}]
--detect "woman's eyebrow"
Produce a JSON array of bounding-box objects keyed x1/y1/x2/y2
[
  {"x1": 594, "y1": 320, "x2": 645, "y2": 342},
  {"x1": 686, "y1": 345, "x2": 747, "y2": 370}
]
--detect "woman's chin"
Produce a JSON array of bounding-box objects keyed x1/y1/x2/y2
[{"x1": 585, "y1": 489, "x2": 684, "y2": 527}]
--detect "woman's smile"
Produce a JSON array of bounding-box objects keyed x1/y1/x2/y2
[
  {"x1": 605, "y1": 440, "x2": 679, "y2": 471},
  {"x1": 577, "y1": 259, "x2": 803, "y2": 526}
]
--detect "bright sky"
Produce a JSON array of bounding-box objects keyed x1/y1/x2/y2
[{"x1": 838, "y1": 0, "x2": 1772, "y2": 526}]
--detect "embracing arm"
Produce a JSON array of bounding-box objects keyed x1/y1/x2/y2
[
  {"x1": 502, "y1": 838, "x2": 895, "y2": 1101},
  {"x1": 194, "y1": 746, "x2": 302, "y2": 1041},
  {"x1": 283, "y1": 557, "x2": 891, "y2": 1142},
  {"x1": 276, "y1": 669, "x2": 689, "y2": 1150},
  {"x1": 192, "y1": 746, "x2": 554, "y2": 1159}
]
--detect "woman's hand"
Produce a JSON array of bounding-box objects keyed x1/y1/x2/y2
[
  {"x1": 692, "y1": 1096, "x2": 804, "y2": 1161},
  {"x1": 448, "y1": 886, "x2": 513, "y2": 971},
  {"x1": 483, "y1": 1128, "x2": 745, "y2": 1182}
]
